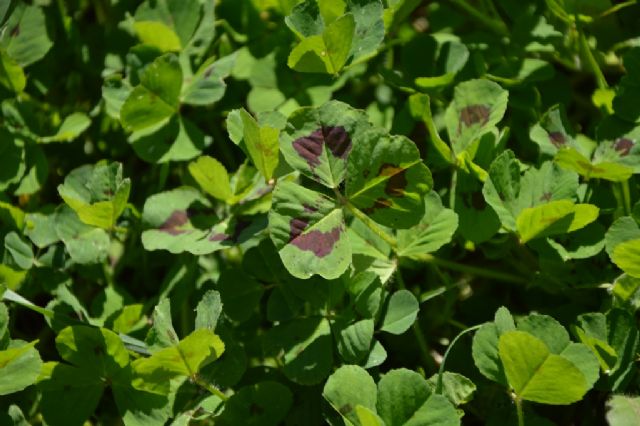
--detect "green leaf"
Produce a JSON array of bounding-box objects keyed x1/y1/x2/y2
[
  {"x1": 335, "y1": 318, "x2": 375, "y2": 363},
  {"x1": 188, "y1": 156, "x2": 232, "y2": 201},
  {"x1": 120, "y1": 54, "x2": 182, "y2": 132},
  {"x1": 195, "y1": 290, "x2": 222, "y2": 332},
  {"x1": 56, "y1": 326, "x2": 129, "y2": 378},
  {"x1": 555, "y1": 147, "x2": 632, "y2": 182},
  {"x1": 612, "y1": 239, "x2": 640, "y2": 278},
  {"x1": 133, "y1": 21, "x2": 182, "y2": 52},
  {"x1": 376, "y1": 368, "x2": 431, "y2": 426},
  {"x1": 57, "y1": 162, "x2": 131, "y2": 230},
  {"x1": 217, "y1": 269, "x2": 264, "y2": 322},
  {"x1": 54, "y1": 206, "x2": 110, "y2": 264},
  {"x1": 397, "y1": 191, "x2": 458, "y2": 257},
  {"x1": 269, "y1": 180, "x2": 350, "y2": 279},
  {"x1": 0, "y1": 48, "x2": 25, "y2": 92},
  {"x1": 347, "y1": 128, "x2": 433, "y2": 229},
  {"x1": 133, "y1": 0, "x2": 201, "y2": 47},
  {"x1": 181, "y1": 53, "x2": 236, "y2": 106},
  {"x1": 498, "y1": 330, "x2": 589, "y2": 405},
  {"x1": 141, "y1": 187, "x2": 258, "y2": 254},
  {"x1": 4, "y1": 231, "x2": 33, "y2": 270},
  {"x1": 38, "y1": 362, "x2": 104, "y2": 426},
  {"x1": 516, "y1": 200, "x2": 599, "y2": 243},
  {"x1": 265, "y1": 316, "x2": 333, "y2": 385},
  {"x1": 132, "y1": 328, "x2": 225, "y2": 392},
  {"x1": 606, "y1": 395, "x2": 640, "y2": 426},
  {"x1": 0, "y1": 4, "x2": 52, "y2": 66},
  {"x1": 425, "y1": 372, "x2": 476, "y2": 406},
  {"x1": 0, "y1": 341, "x2": 42, "y2": 395},
  {"x1": 380, "y1": 290, "x2": 419, "y2": 335},
  {"x1": 288, "y1": 13, "x2": 354, "y2": 75},
  {"x1": 238, "y1": 108, "x2": 280, "y2": 181},
  {"x1": 280, "y1": 100, "x2": 368, "y2": 188},
  {"x1": 345, "y1": 0, "x2": 385, "y2": 63},
  {"x1": 39, "y1": 112, "x2": 91, "y2": 144},
  {"x1": 472, "y1": 307, "x2": 515, "y2": 385},
  {"x1": 323, "y1": 365, "x2": 377, "y2": 425},
  {"x1": 0, "y1": 129, "x2": 25, "y2": 191},
  {"x1": 216, "y1": 382, "x2": 293, "y2": 426},
  {"x1": 445, "y1": 79, "x2": 508, "y2": 156}
]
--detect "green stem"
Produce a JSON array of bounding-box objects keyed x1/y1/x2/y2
[
  {"x1": 449, "y1": 168, "x2": 457, "y2": 210},
  {"x1": 436, "y1": 324, "x2": 482, "y2": 394},
  {"x1": 516, "y1": 397, "x2": 525, "y2": 426},
  {"x1": 194, "y1": 376, "x2": 229, "y2": 401},
  {"x1": 410, "y1": 254, "x2": 528, "y2": 284},
  {"x1": 446, "y1": 0, "x2": 509, "y2": 36},
  {"x1": 396, "y1": 268, "x2": 436, "y2": 372},
  {"x1": 578, "y1": 26, "x2": 608, "y2": 90},
  {"x1": 621, "y1": 180, "x2": 632, "y2": 216},
  {"x1": 340, "y1": 193, "x2": 398, "y2": 250}
]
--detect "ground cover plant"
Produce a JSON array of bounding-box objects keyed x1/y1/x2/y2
[{"x1": 2, "y1": 0, "x2": 640, "y2": 424}]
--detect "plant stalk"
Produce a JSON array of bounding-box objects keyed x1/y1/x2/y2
[
  {"x1": 435, "y1": 324, "x2": 482, "y2": 394},
  {"x1": 410, "y1": 254, "x2": 528, "y2": 284},
  {"x1": 516, "y1": 397, "x2": 525, "y2": 426},
  {"x1": 446, "y1": 0, "x2": 509, "y2": 36}
]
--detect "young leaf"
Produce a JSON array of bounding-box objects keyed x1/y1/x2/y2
[
  {"x1": 498, "y1": 330, "x2": 589, "y2": 405},
  {"x1": 0, "y1": 341, "x2": 42, "y2": 395},
  {"x1": 288, "y1": 13, "x2": 355, "y2": 75},
  {"x1": 57, "y1": 162, "x2": 131, "y2": 230},
  {"x1": 323, "y1": 365, "x2": 377, "y2": 425},
  {"x1": 238, "y1": 108, "x2": 280, "y2": 181},
  {"x1": 0, "y1": 49, "x2": 25, "y2": 92},
  {"x1": 188, "y1": 156, "x2": 233, "y2": 201},
  {"x1": 269, "y1": 180, "x2": 350, "y2": 279},
  {"x1": 54, "y1": 206, "x2": 110, "y2": 264},
  {"x1": 0, "y1": 4, "x2": 52, "y2": 66},
  {"x1": 516, "y1": 200, "x2": 599, "y2": 243},
  {"x1": 606, "y1": 395, "x2": 640, "y2": 426},
  {"x1": 445, "y1": 79, "x2": 508, "y2": 156},
  {"x1": 379, "y1": 290, "x2": 419, "y2": 335},
  {"x1": 120, "y1": 54, "x2": 182, "y2": 132},
  {"x1": 376, "y1": 369, "x2": 432, "y2": 426},
  {"x1": 181, "y1": 53, "x2": 236, "y2": 106},
  {"x1": 396, "y1": 191, "x2": 458, "y2": 257}
]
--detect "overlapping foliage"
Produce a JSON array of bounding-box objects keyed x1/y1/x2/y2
[{"x1": 2, "y1": 0, "x2": 640, "y2": 424}]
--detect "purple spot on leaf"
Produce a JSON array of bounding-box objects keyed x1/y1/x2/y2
[
  {"x1": 303, "y1": 203, "x2": 318, "y2": 213},
  {"x1": 363, "y1": 197, "x2": 393, "y2": 215},
  {"x1": 289, "y1": 218, "x2": 309, "y2": 242},
  {"x1": 458, "y1": 105, "x2": 490, "y2": 134},
  {"x1": 290, "y1": 226, "x2": 342, "y2": 258},
  {"x1": 209, "y1": 233, "x2": 228, "y2": 242},
  {"x1": 379, "y1": 163, "x2": 408, "y2": 197},
  {"x1": 614, "y1": 138, "x2": 634, "y2": 156},
  {"x1": 159, "y1": 210, "x2": 189, "y2": 235},
  {"x1": 292, "y1": 126, "x2": 351, "y2": 169},
  {"x1": 548, "y1": 131, "x2": 566, "y2": 148},
  {"x1": 324, "y1": 126, "x2": 351, "y2": 158}
]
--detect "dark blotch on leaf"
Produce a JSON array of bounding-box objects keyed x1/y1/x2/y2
[
  {"x1": 363, "y1": 197, "x2": 393, "y2": 215},
  {"x1": 209, "y1": 233, "x2": 227, "y2": 242},
  {"x1": 379, "y1": 163, "x2": 408, "y2": 197},
  {"x1": 10, "y1": 25, "x2": 19, "y2": 37},
  {"x1": 459, "y1": 104, "x2": 490, "y2": 132},
  {"x1": 540, "y1": 192, "x2": 552, "y2": 202},
  {"x1": 549, "y1": 131, "x2": 566, "y2": 148},
  {"x1": 250, "y1": 403, "x2": 264, "y2": 415},
  {"x1": 159, "y1": 210, "x2": 189, "y2": 235},
  {"x1": 293, "y1": 130, "x2": 323, "y2": 168},
  {"x1": 464, "y1": 191, "x2": 486, "y2": 211},
  {"x1": 339, "y1": 403, "x2": 353, "y2": 415},
  {"x1": 203, "y1": 66, "x2": 214, "y2": 79},
  {"x1": 614, "y1": 138, "x2": 634, "y2": 156},
  {"x1": 303, "y1": 203, "x2": 318, "y2": 213},
  {"x1": 292, "y1": 126, "x2": 351, "y2": 168},
  {"x1": 324, "y1": 126, "x2": 351, "y2": 158},
  {"x1": 289, "y1": 218, "x2": 309, "y2": 242},
  {"x1": 291, "y1": 226, "x2": 342, "y2": 257}
]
